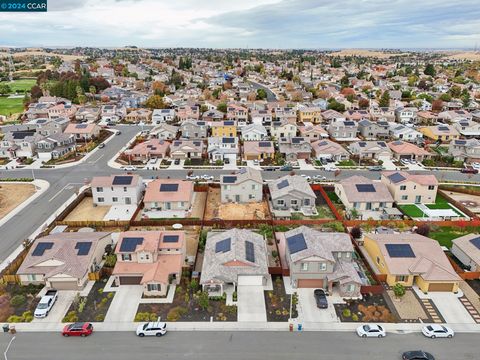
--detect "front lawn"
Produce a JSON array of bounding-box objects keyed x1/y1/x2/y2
[
  {"x1": 398, "y1": 204, "x2": 426, "y2": 218},
  {"x1": 337, "y1": 159, "x2": 356, "y2": 167},
  {"x1": 428, "y1": 226, "x2": 470, "y2": 248}
]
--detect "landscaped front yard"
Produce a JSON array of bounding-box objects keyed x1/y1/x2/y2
[
  {"x1": 334, "y1": 293, "x2": 397, "y2": 323},
  {"x1": 264, "y1": 276, "x2": 298, "y2": 322},
  {"x1": 0, "y1": 284, "x2": 43, "y2": 323}
]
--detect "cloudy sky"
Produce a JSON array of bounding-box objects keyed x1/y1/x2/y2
[{"x1": 1, "y1": 0, "x2": 479, "y2": 49}]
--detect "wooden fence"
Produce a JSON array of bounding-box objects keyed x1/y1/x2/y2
[
  {"x1": 438, "y1": 189, "x2": 478, "y2": 220},
  {"x1": 360, "y1": 285, "x2": 384, "y2": 295}
]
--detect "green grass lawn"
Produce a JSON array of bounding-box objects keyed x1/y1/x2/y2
[
  {"x1": 398, "y1": 204, "x2": 427, "y2": 218},
  {"x1": 428, "y1": 227, "x2": 470, "y2": 248},
  {"x1": 337, "y1": 159, "x2": 356, "y2": 166},
  {"x1": 0, "y1": 96, "x2": 24, "y2": 116},
  {"x1": 0, "y1": 78, "x2": 36, "y2": 93},
  {"x1": 399, "y1": 195, "x2": 465, "y2": 218},
  {"x1": 425, "y1": 195, "x2": 464, "y2": 216}
]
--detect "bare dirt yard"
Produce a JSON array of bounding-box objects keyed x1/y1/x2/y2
[
  {"x1": 204, "y1": 187, "x2": 270, "y2": 220},
  {"x1": 0, "y1": 183, "x2": 35, "y2": 220},
  {"x1": 64, "y1": 197, "x2": 110, "y2": 221}
]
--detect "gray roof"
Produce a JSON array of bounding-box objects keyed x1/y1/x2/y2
[
  {"x1": 268, "y1": 175, "x2": 316, "y2": 200},
  {"x1": 338, "y1": 175, "x2": 394, "y2": 203},
  {"x1": 220, "y1": 167, "x2": 262, "y2": 185}
]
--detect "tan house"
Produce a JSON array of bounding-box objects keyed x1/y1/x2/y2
[
  {"x1": 387, "y1": 140, "x2": 432, "y2": 162},
  {"x1": 126, "y1": 139, "x2": 170, "y2": 161},
  {"x1": 143, "y1": 179, "x2": 194, "y2": 212},
  {"x1": 242, "y1": 141, "x2": 275, "y2": 161},
  {"x1": 298, "y1": 107, "x2": 323, "y2": 124},
  {"x1": 125, "y1": 109, "x2": 152, "y2": 123},
  {"x1": 451, "y1": 234, "x2": 480, "y2": 272},
  {"x1": 64, "y1": 123, "x2": 101, "y2": 141},
  {"x1": 381, "y1": 171, "x2": 438, "y2": 204},
  {"x1": 113, "y1": 231, "x2": 185, "y2": 296}
]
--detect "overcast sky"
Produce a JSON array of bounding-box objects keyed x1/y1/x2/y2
[{"x1": 1, "y1": 0, "x2": 479, "y2": 49}]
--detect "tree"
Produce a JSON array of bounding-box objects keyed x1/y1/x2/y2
[
  {"x1": 350, "y1": 226, "x2": 362, "y2": 239},
  {"x1": 393, "y1": 283, "x2": 406, "y2": 300},
  {"x1": 144, "y1": 95, "x2": 166, "y2": 109},
  {"x1": 462, "y1": 91, "x2": 471, "y2": 108},
  {"x1": 30, "y1": 85, "x2": 43, "y2": 100},
  {"x1": 424, "y1": 64, "x2": 436, "y2": 77},
  {"x1": 217, "y1": 103, "x2": 227, "y2": 113},
  {"x1": 449, "y1": 85, "x2": 462, "y2": 98},
  {"x1": 379, "y1": 91, "x2": 390, "y2": 108},
  {"x1": 439, "y1": 93, "x2": 452, "y2": 102},
  {"x1": 256, "y1": 88, "x2": 267, "y2": 100},
  {"x1": 197, "y1": 291, "x2": 210, "y2": 311},
  {"x1": 415, "y1": 224, "x2": 430, "y2": 237},
  {"x1": 432, "y1": 99, "x2": 443, "y2": 111},
  {"x1": 0, "y1": 84, "x2": 11, "y2": 95},
  {"x1": 358, "y1": 98, "x2": 369, "y2": 109},
  {"x1": 152, "y1": 81, "x2": 168, "y2": 96},
  {"x1": 327, "y1": 99, "x2": 345, "y2": 112}
]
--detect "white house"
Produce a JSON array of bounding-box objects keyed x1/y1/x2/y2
[{"x1": 91, "y1": 174, "x2": 144, "y2": 206}]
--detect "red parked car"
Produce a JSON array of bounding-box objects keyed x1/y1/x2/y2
[
  {"x1": 461, "y1": 167, "x2": 478, "y2": 174},
  {"x1": 62, "y1": 322, "x2": 93, "y2": 337}
]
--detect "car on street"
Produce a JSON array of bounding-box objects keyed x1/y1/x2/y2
[
  {"x1": 421, "y1": 325, "x2": 454, "y2": 338},
  {"x1": 356, "y1": 324, "x2": 386, "y2": 338},
  {"x1": 122, "y1": 166, "x2": 136, "y2": 171},
  {"x1": 461, "y1": 167, "x2": 478, "y2": 174},
  {"x1": 253, "y1": 159, "x2": 260, "y2": 166},
  {"x1": 472, "y1": 162, "x2": 480, "y2": 170},
  {"x1": 280, "y1": 165, "x2": 292, "y2": 171},
  {"x1": 402, "y1": 350, "x2": 435, "y2": 360},
  {"x1": 301, "y1": 174, "x2": 311, "y2": 181},
  {"x1": 186, "y1": 175, "x2": 199, "y2": 180},
  {"x1": 264, "y1": 167, "x2": 276, "y2": 171},
  {"x1": 116, "y1": 131, "x2": 122, "y2": 135},
  {"x1": 324, "y1": 165, "x2": 338, "y2": 172},
  {"x1": 368, "y1": 165, "x2": 384, "y2": 171},
  {"x1": 136, "y1": 322, "x2": 167, "y2": 337},
  {"x1": 98, "y1": 143, "x2": 105, "y2": 148},
  {"x1": 62, "y1": 322, "x2": 93, "y2": 337},
  {"x1": 313, "y1": 175, "x2": 326, "y2": 181},
  {"x1": 313, "y1": 289, "x2": 328, "y2": 309},
  {"x1": 174, "y1": 159, "x2": 181, "y2": 165},
  {"x1": 201, "y1": 174, "x2": 214, "y2": 181},
  {"x1": 34, "y1": 289, "x2": 57, "y2": 318}
]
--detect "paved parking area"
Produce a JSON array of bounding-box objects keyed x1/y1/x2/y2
[
  {"x1": 237, "y1": 285, "x2": 267, "y2": 322},
  {"x1": 297, "y1": 288, "x2": 339, "y2": 323},
  {"x1": 32, "y1": 290, "x2": 76, "y2": 324},
  {"x1": 105, "y1": 285, "x2": 143, "y2": 322}
]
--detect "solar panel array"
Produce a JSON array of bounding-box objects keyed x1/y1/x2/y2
[
  {"x1": 76, "y1": 124, "x2": 88, "y2": 129},
  {"x1": 224, "y1": 121, "x2": 234, "y2": 125},
  {"x1": 112, "y1": 176, "x2": 133, "y2": 186},
  {"x1": 378, "y1": 142, "x2": 387, "y2": 147},
  {"x1": 160, "y1": 183, "x2": 179, "y2": 192},
  {"x1": 245, "y1": 241, "x2": 255, "y2": 263},
  {"x1": 359, "y1": 142, "x2": 366, "y2": 148},
  {"x1": 119, "y1": 237, "x2": 144, "y2": 252},
  {"x1": 438, "y1": 126, "x2": 449, "y2": 131},
  {"x1": 385, "y1": 244, "x2": 415, "y2": 258},
  {"x1": 32, "y1": 242, "x2": 54, "y2": 256},
  {"x1": 393, "y1": 141, "x2": 403, "y2": 145},
  {"x1": 344, "y1": 121, "x2": 355, "y2": 126},
  {"x1": 356, "y1": 184, "x2": 376, "y2": 193},
  {"x1": 163, "y1": 235, "x2": 179, "y2": 243},
  {"x1": 470, "y1": 237, "x2": 480, "y2": 250},
  {"x1": 75, "y1": 242, "x2": 92, "y2": 256},
  {"x1": 455, "y1": 140, "x2": 466, "y2": 145},
  {"x1": 259, "y1": 141, "x2": 271, "y2": 147},
  {"x1": 193, "y1": 141, "x2": 201, "y2": 146},
  {"x1": 223, "y1": 176, "x2": 237, "y2": 184},
  {"x1": 286, "y1": 233, "x2": 307, "y2": 254},
  {"x1": 388, "y1": 172, "x2": 406, "y2": 184},
  {"x1": 174, "y1": 141, "x2": 182, "y2": 146},
  {"x1": 277, "y1": 179, "x2": 289, "y2": 189},
  {"x1": 223, "y1": 137, "x2": 235, "y2": 144},
  {"x1": 215, "y1": 238, "x2": 231, "y2": 253},
  {"x1": 318, "y1": 141, "x2": 328, "y2": 146},
  {"x1": 292, "y1": 137, "x2": 302, "y2": 144}
]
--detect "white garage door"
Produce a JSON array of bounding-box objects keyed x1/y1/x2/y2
[
  {"x1": 238, "y1": 275, "x2": 264, "y2": 286},
  {"x1": 378, "y1": 154, "x2": 391, "y2": 162}
]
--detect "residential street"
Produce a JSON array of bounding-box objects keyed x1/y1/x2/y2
[{"x1": 0, "y1": 331, "x2": 477, "y2": 360}]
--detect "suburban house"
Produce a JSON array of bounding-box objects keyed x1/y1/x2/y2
[
  {"x1": 280, "y1": 226, "x2": 362, "y2": 297},
  {"x1": 202, "y1": 109, "x2": 224, "y2": 122},
  {"x1": 438, "y1": 109, "x2": 473, "y2": 123},
  {"x1": 395, "y1": 107, "x2": 417, "y2": 124},
  {"x1": 170, "y1": 140, "x2": 204, "y2": 160},
  {"x1": 17, "y1": 232, "x2": 112, "y2": 290},
  {"x1": 370, "y1": 107, "x2": 396, "y2": 122},
  {"x1": 419, "y1": 125, "x2": 460, "y2": 143},
  {"x1": 322, "y1": 109, "x2": 346, "y2": 125},
  {"x1": 335, "y1": 175, "x2": 394, "y2": 213},
  {"x1": 113, "y1": 231, "x2": 186, "y2": 296},
  {"x1": 451, "y1": 234, "x2": 480, "y2": 272},
  {"x1": 150, "y1": 123, "x2": 179, "y2": 140},
  {"x1": 152, "y1": 109, "x2": 175, "y2": 124},
  {"x1": 348, "y1": 141, "x2": 392, "y2": 161},
  {"x1": 389, "y1": 124, "x2": 423, "y2": 141},
  {"x1": 100, "y1": 104, "x2": 126, "y2": 123},
  {"x1": 311, "y1": 139, "x2": 350, "y2": 161},
  {"x1": 298, "y1": 123, "x2": 329, "y2": 141},
  {"x1": 381, "y1": 171, "x2": 438, "y2": 204},
  {"x1": 179, "y1": 120, "x2": 208, "y2": 139},
  {"x1": 416, "y1": 111, "x2": 438, "y2": 125},
  {"x1": 211, "y1": 120, "x2": 237, "y2": 137},
  {"x1": 47, "y1": 103, "x2": 78, "y2": 120},
  {"x1": 388, "y1": 140, "x2": 432, "y2": 162},
  {"x1": 242, "y1": 141, "x2": 275, "y2": 161},
  {"x1": 207, "y1": 137, "x2": 239, "y2": 164},
  {"x1": 358, "y1": 120, "x2": 390, "y2": 140},
  {"x1": 227, "y1": 104, "x2": 248, "y2": 122},
  {"x1": 270, "y1": 120, "x2": 297, "y2": 140},
  {"x1": 345, "y1": 109, "x2": 370, "y2": 121},
  {"x1": 274, "y1": 107, "x2": 297, "y2": 123},
  {"x1": 64, "y1": 123, "x2": 101, "y2": 141},
  {"x1": 363, "y1": 233, "x2": 461, "y2": 293},
  {"x1": 448, "y1": 138, "x2": 480, "y2": 162},
  {"x1": 36, "y1": 133, "x2": 76, "y2": 161},
  {"x1": 126, "y1": 139, "x2": 170, "y2": 161},
  {"x1": 268, "y1": 175, "x2": 317, "y2": 217},
  {"x1": 220, "y1": 167, "x2": 263, "y2": 203},
  {"x1": 200, "y1": 228, "x2": 269, "y2": 294},
  {"x1": 298, "y1": 107, "x2": 323, "y2": 124},
  {"x1": 327, "y1": 118, "x2": 358, "y2": 141},
  {"x1": 177, "y1": 105, "x2": 200, "y2": 121},
  {"x1": 143, "y1": 179, "x2": 194, "y2": 213},
  {"x1": 91, "y1": 174, "x2": 144, "y2": 206},
  {"x1": 241, "y1": 123, "x2": 268, "y2": 141},
  {"x1": 453, "y1": 120, "x2": 480, "y2": 138},
  {"x1": 278, "y1": 137, "x2": 312, "y2": 162},
  {"x1": 251, "y1": 109, "x2": 273, "y2": 127},
  {"x1": 0, "y1": 129, "x2": 42, "y2": 159},
  {"x1": 75, "y1": 106, "x2": 100, "y2": 123},
  {"x1": 125, "y1": 109, "x2": 152, "y2": 123}
]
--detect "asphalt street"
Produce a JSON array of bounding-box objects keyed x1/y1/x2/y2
[
  {"x1": 1, "y1": 124, "x2": 480, "y2": 263},
  {"x1": 249, "y1": 80, "x2": 278, "y2": 101},
  {"x1": 0, "y1": 331, "x2": 476, "y2": 360}
]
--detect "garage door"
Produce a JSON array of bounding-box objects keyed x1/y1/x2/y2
[
  {"x1": 428, "y1": 283, "x2": 454, "y2": 292},
  {"x1": 50, "y1": 281, "x2": 78, "y2": 290},
  {"x1": 238, "y1": 276, "x2": 264, "y2": 286},
  {"x1": 119, "y1": 276, "x2": 142, "y2": 285},
  {"x1": 297, "y1": 279, "x2": 324, "y2": 288}
]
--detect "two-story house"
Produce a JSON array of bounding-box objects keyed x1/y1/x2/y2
[
  {"x1": 358, "y1": 120, "x2": 390, "y2": 140},
  {"x1": 241, "y1": 124, "x2": 268, "y2": 141},
  {"x1": 270, "y1": 120, "x2": 297, "y2": 140},
  {"x1": 448, "y1": 138, "x2": 480, "y2": 162},
  {"x1": 36, "y1": 133, "x2": 76, "y2": 161},
  {"x1": 170, "y1": 140, "x2": 204, "y2": 160},
  {"x1": 179, "y1": 120, "x2": 208, "y2": 139},
  {"x1": 91, "y1": 174, "x2": 144, "y2": 206},
  {"x1": 268, "y1": 175, "x2": 317, "y2": 217},
  {"x1": 211, "y1": 120, "x2": 237, "y2": 138},
  {"x1": 207, "y1": 137, "x2": 239, "y2": 164},
  {"x1": 348, "y1": 141, "x2": 392, "y2": 161},
  {"x1": 152, "y1": 109, "x2": 175, "y2": 124},
  {"x1": 220, "y1": 167, "x2": 263, "y2": 203},
  {"x1": 381, "y1": 171, "x2": 438, "y2": 204},
  {"x1": 419, "y1": 125, "x2": 460, "y2": 143},
  {"x1": 143, "y1": 179, "x2": 194, "y2": 213},
  {"x1": 227, "y1": 104, "x2": 248, "y2": 122},
  {"x1": 298, "y1": 107, "x2": 323, "y2": 124},
  {"x1": 278, "y1": 136, "x2": 312, "y2": 162},
  {"x1": 327, "y1": 118, "x2": 358, "y2": 141}
]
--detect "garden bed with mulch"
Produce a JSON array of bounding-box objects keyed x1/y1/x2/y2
[
  {"x1": 264, "y1": 276, "x2": 298, "y2": 322},
  {"x1": 63, "y1": 278, "x2": 115, "y2": 322},
  {"x1": 334, "y1": 293, "x2": 397, "y2": 323},
  {"x1": 136, "y1": 279, "x2": 237, "y2": 322},
  {"x1": 0, "y1": 284, "x2": 43, "y2": 323}
]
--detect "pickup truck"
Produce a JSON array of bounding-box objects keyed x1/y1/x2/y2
[{"x1": 34, "y1": 289, "x2": 58, "y2": 318}]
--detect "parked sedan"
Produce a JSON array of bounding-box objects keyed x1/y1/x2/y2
[
  {"x1": 186, "y1": 175, "x2": 199, "y2": 180},
  {"x1": 201, "y1": 174, "x2": 214, "y2": 181},
  {"x1": 122, "y1": 166, "x2": 136, "y2": 171},
  {"x1": 402, "y1": 350, "x2": 435, "y2": 360},
  {"x1": 356, "y1": 324, "x2": 386, "y2": 338},
  {"x1": 313, "y1": 289, "x2": 328, "y2": 309},
  {"x1": 421, "y1": 324, "x2": 454, "y2": 338},
  {"x1": 62, "y1": 322, "x2": 93, "y2": 337},
  {"x1": 461, "y1": 167, "x2": 478, "y2": 174},
  {"x1": 136, "y1": 322, "x2": 167, "y2": 337}
]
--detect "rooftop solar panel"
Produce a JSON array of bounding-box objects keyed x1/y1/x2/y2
[
  {"x1": 292, "y1": 137, "x2": 302, "y2": 144},
  {"x1": 223, "y1": 176, "x2": 237, "y2": 184},
  {"x1": 344, "y1": 121, "x2": 355, "y2": 126},
  {"x1": 359, "y1": 142, "x2": 366, "y2": 148},
  {"x1": 197, "y1": 121, "x2": 205, "y2": 125},
  {"x1": 378, "y1": 142, "x2": 387, "y2": 147},
  {"x1": 173, "y1": 141, "x2": 182, "y2": 146},
  {"x1": 259, "y1": 141, "x2": 271, "y2": 147},
  {"x1": 455, "y1": 140, "x2": 466, "y2": 145},
  {"x1": 277, "y1": 179, "x2": 289, "y2": 190},
  {"x1": 119, "y1": 237, "x2": 144, "y2": 252},
  {"x1": 385, "y1": 244, "x2": 415, "y2": 258},
  {"x1": 75, "y1": 242, "x2": 92, "y2": 256},
  {"x1": 318, "y1": 141, "x2": 328, "y2": 146},
  {"x1": 356, "y1": 184, "x2": 376, "y2": 193},
  {"x1": 438, "y1": 126, "x2": 449, "y2": 131},
  {"x1": 223, "y1": 137, "x2": 235, "y2": 144},
  {"x1": 215, "y1": 238, "x2": 231, "y2": 253},
  {"x1": 245, "y1": 240, "x2": 255, "y2": 263},
  {"x1": 112, "y1": 176, "x2": 133, "y2": 186},
  {"x1": 163, "y1": 235, "x2": 179, "y2": 243},
  {"x1": 76, "y1": 124, "x2": 88, "y2": 129},
  {"x1": 393, "y1": 141, "x2": 403, "y2": 145},
  {"x1": 160, "y1": 183, "x2": 179, "y2": 192},
  {"x1": 32, "y1": 242, "x2": 54, "y2": 256},
  {"x1": 286, "y1": 233, "x2": 307, "y2": 254},
  {"x1": 388, "y1": 172, "x2": 406, "y2": 184},
  {"x1": 224, "y1": 121, "x2": 234, "y2": 125}
]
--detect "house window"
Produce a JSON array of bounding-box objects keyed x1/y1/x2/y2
[
  {"x1": 345, "y1": 252, "x2": 351, "y2": 259},
  {"x1": 301, "y1": 263, "x2": 308, "y2": 271},
  {"x1": 97, "y1": 197, "x2": 104, "y2": 203},
  {"x1": 277, "y1": 200, "x2": 285, "y2": 206},
  {"x1": 319, "y1": 263, "x2": 327, "y2": 271},
  {"x1": 400, "y1": 185, "x2": 407, "y2": 191},
  {"x1": 337, "y1": 252, "x2": 342, "y2": 259},
  {"x1": 121, "y1": 254, "x2": 132, "y2": 261},
  {"x1": 96, "y1": 187, "x2": 103, "y2": 192},
  {"x1": 112, "y1": 197, "x2": 118, "y2": 203},
  {"x1": 123, "y1": 187, "x2": 127, "y2": 192},
  {"x1": 428, "y1": 185, "x2": 435, "y2": 190},
  {"x1": 304, "y1": 198, "x2": 310, "y2": 206},
  {"x1": 346, "y1": 284, "x2": 355, "y2": 292},
  {"x1": 145, "y1": 254, "x2": 150, "y2": 260},
  {"x1": 27, "y1": 274, "x2": 37, "y2": 281},
  {"x1": 252, "y1": 184, "x2": 257, "y2": 190},
  {"x1": 147, "y1": 283, "x2": 160, "y2": 292},
  {"x1": 396, "y1": 275, "x2": 407, "y2": 282},
  {"x1": 376, "y1": 256, "x2": 380, "y2": 265},
  {"x1": 249, "y1": 194, "x2": 255, "y2": 199},
  {"x1": 379, "y1": 202, "x2": 385, "y2": 208},
  {"x1": 401, "y1": 195, "x2": 408, "y2": 200},
  {"x1": 291, "y1": 199, "x2": 298, "y2": 205}
]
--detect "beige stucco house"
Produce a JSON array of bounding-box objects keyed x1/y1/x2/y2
[{"x1": 381, "y1": 171, "x2": 438, "y2": 204}]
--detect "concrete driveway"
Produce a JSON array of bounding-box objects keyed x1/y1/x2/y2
[
  {"x1": 297, "y1": 288, "x2": 339, "y2": 323},
  {"x1": 237, "y1": 285, "x2": 267, "y2": 322},
  {"x1": 428, "y1": 292, "x2": 475, "y2": 324},
  {"x1": 105, "y1": 285, "x2": 143, "y2": 322},
  {"x1": 32, "y1": 290, "x2": 76, "y2": 324}
]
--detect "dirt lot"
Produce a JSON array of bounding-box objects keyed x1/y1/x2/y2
[
  {"x1": 204, "y1": 188, "x2": 270, "y2": 220},
  {"x1": 0, "y1": 183, "x2": 35, "y2": 220},
  {"x1": 191, "y1": 192, "x2": 206, "y2": 218},
  {"x1": 444, "y1": 191, "x2": 480, "y2": 213},
  {"x1": 64, "y1": 197, "x2": 110, "y2": 221}
]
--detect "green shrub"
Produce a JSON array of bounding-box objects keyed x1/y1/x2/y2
[
  {"x1": 104, "y1": 254, "x2": 117, "y2": 268},
  {"x1": 351, "y1": 314, "x2": 359, "y2": 321},
  {"x1": 166, "y1": 306, "x2": 187, "y2": 322},
  {"x1": 10, "y1": 294, "x2": 26, "y2": 308},
  {"x1": 62, "y1": 311, "x2": 78, "y2": 323},
  {"x1": 7, "y1": 315, "x2": 23, "y2": 323},
  {"x1": 342, "y1": 309, "x2": 351, "y2": 318},
  {"x1": 189, "y1": 279, "x2": 199, "y2": 292},
  {"x1": 107, "y1": 292, "x2": 114, "y2": 299},
  {"x1": 95, "y1": 314, "x2": 105, "y2": 322},
  {"x1": 134, "y1": 312, "x2": 151, "y2": 322}
]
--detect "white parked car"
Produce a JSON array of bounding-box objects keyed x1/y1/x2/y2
[
  {"x1": 301, "y1": 174, "x2": 311, "y2": 181},
  {"x1": 421, "y1": 324, "x2": 454, "y2": 339},
  {"x1": 324, "y1": 165, "x2": 338, "y2": 172},
  {"x1": 122, "y1": 166, "x2": 136, "y2": 171},
  {"x1": 186, "y1": 175, "x2": 199, "y2": 180},
  {"x1": 472, "y1": 162, "x2": 480, "y2": 170},
  {"x1": 201, "y1": 174, "x2": 214, "y2": 181},
  {"x1": 356, "y1": 324, "x2": 386, "y2": 338},
  {"x1": 136, "y1": 322, "x2": 167, "y2": 337}
]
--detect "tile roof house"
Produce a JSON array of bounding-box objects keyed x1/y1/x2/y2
[
  {"x1": 179, "y1": 120, "x2": 208, "y2": 139},
  {"x1": 211, "y1": 120, "x2": 238, "y2": 138},
  {"x1": 242, "y1": 140, "x2": 275, "y2": 161},
  {"x1": 113, "y1": 231, "x2": 186, "y2": 296},
  {"x1": 327, "y1": 118, "x2": 358, "y2": 141},
  {"x1": 388, "y1": 123, "x2": 423, "y2": 141},
  {"x1": 358, "y1": 119, "x2": 390, "y2": 140},
  {"x1": 170, "y1": 139, "x2": 205, "y2": 159},
  {"x1": 348, "y1": 141, "x2": 392, "y2": 161},
  {"x1": 448, "y1": 138, "x2": 480, "y2": 162},
  {"x1": 298, "y1": 122, "x2": 329, "y2": 141},
  {"x1": 91, "y1": 174, "x2": 144, "y2": 206},
  {"x1": 36, "y1": 133, "x2": 76, "y2": 161},
  {"x1": 388, "y1": 140, "x2": 432, "y2": 161},
  {"x1": 268, "y1": 175, "x2": 317, "y2": 217},
  {"x1": 251, "y1": 109, "x2": 273, "y2": 127},
  {"x1": 150, "y1": 123, "x2": 179, "y2": 140},
  {"x1": 207, "y1": 137, "x2": 239, "y2": 164},
  {"x1": 152, "y1": 109, "x2": 175, "y2": 124},
  {"x1": 177, "y1": 105, "x2": 200, "y2": 121},
  {"x1": 227, "y1": 104, "x2": 248, "y2": 122},
  {"x1": 220, "y1": 167, "x2": 263, "y2": 203},
  {"x1": 453, "y1": 120, "x2": 480, "y2": 138},
  {"x1": 298, "y1": 107, "x2": 323, "y2": 124},
  {"x1": 270, "y1": 120, "x2": 297, "y2": 140},
  {"x1": 278, "y1": 136, "x2": 312, "y2": 161},
  {"x1": 17, "y1": 232, "x2": 112, "y2": 290},
  {"x1": 363, "y1": 233, "x2": 461, "y2": 293},
  {"x1": 143, "y1": 179, "x2": 194, "y2": 212},
  {"x1": 241, "y1": 123, "x2": 268, "y2": 141},
  {"x1": 200, "y1": 229, "x2": 269, "y2": 294},
  {"x1": 0, "y1": 129, "x2": 43, "y2": 159},
  {"x1": 125, "y1": 109, "x2": 152, "y2": 123},
  {"x1": 64, "y1": 123, "x2": 101, "y2": 141},
  {"x1": 126, "y1": 139, "x2": 170, "y2": 161},
  {"x1": 451, "y1": 234, "x2": 480, "y2": 272},
  {"x1": 381, "y1": 171, "x2": 438, "y2": 204},
  {"x1": 311, "y1": 139, "x2": 350, "y2": 161},
  {"x1": 280, "y1": 226, "x2": 361, "y2": 297},
  {"x1": 418, "y1": 125, "x2": 460, "y2": 143}
]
